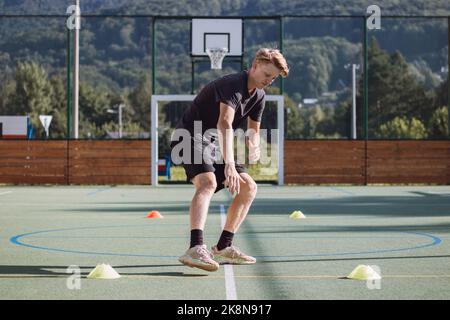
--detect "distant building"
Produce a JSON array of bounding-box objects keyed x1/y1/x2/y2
[
  {"x1": 104, "y1": 131, "x2": 150, "y2": 139},
  {"x1": 303, "y1": 98, "x2": 319, "y2": 105}
]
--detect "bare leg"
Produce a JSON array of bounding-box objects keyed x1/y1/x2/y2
[
  {"x1": 223, "y1": 173, "x2": 257, "y2": 233},
  {"x1": 190, "y1": 172, "x2": 217, "y2": 230},
  {"x1": 178, "y1": 172, "x2": 220, "y2": 272}
]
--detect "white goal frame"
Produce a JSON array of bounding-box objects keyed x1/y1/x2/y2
[{"x1": 151, "y1": 94, "x2": 284, "y2": 186}]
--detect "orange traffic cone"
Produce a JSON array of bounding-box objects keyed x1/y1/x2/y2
[{"x1": 147, "y1": 210, "x2": 163, "y2": 218}]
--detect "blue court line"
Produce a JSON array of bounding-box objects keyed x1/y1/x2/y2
[
  {"x1": 328, "y1": 186, "x2": 355, "y2": 196},
  {"x1": 10, "y1": 225, "x2": 177, "y2": 258},
  {"x1": 9, "y1": 225, "x2": 442, "y2": 260},
  {"x1": 256, "y1": 231, "x2": 442, "y2": 259},
  {"x1": 87, "y1": 187, "x2": 112, "y2": 196},
  {"x1": 28, "y1": 235, "x2": 426, "y2": 240}
]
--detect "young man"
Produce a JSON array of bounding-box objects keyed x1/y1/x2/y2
[{"x1": 171, "y1": 48, "x2": 289, "y2": 272}]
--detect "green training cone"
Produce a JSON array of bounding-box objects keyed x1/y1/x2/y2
[
  {"x1": 289, "y1": 210, "x2": 306, "y2": 219},
  {"x1": 87, "y1": 263, "x2": 121, "y2": 280},
  {"x1": 347, "y1": 265, "x2": 381, "y2": 281}
]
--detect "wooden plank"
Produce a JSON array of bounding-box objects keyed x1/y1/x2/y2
[
  {"x1": 368, "y1": 159, "x2": 448, "y2": 165},
  {"x1": 0, "y1": 175, "x2": 67, "y2": 184},
  {"x1": 0, "y1": 141, "x2": 68, "y2": 159},
  {"x1": 69, "y1": 167, "x2": 150, "y2": 176},
  {"x1": 285, "y1": 168, "x2": 364, "y2": 176},
  {"x1": 367, "y1": 142, "x2": 449, "y2": 156},
  {"x1": 285, "y1": 149, "x2": 365, "y2": 155},
  {"x1": 0, "y1": 140, "x2": 67, "y2": 148},
  {"x1": 285, "y1": 154, "x2": 364, "y2": 160},
  {"x1": 0, "y1": 150, "x2": 67, "y2": 158},
  {"x1": 69, "y1": 141, "x2": 150, "y2": 152},
  {"x1": 367, "y1": 170, "x2": 446, "y2": 177},
  {"x1": 368, "y1": 169, "x2": 446, "y2": 175},
  {"x1": 285, "y1": 157, "x2": 365, "y2": 163},
  {"x1": 0, "y1": 166, "x2": 66, "y2": 175},
  {"x1": 367, "y1": 152, "x2": 449, "y2": 159},
  {"x1": 285, "y1": 160, "x2": 364, "y2": 167},
  {"x1": 284, "y1": 147, "x2": 365, "y2": 152},
  {"x1": 69, "y1": 159, "x2": 150, "y2": 167},
  {"x1": 69, "y1": 175, "x2": 150, "y2": 185},
  {"x1": 368, "y1": 141, "x2": 450, "y2": 148},
  {"x1": 0, "y1": 159, "x2": 67, "y2": 166},
  {"x1": 285, "y1": 163, "x2": 365, "y2": 169},
  {"x1": 368, "y1": 176, "x2": 448, "y2": 184},
  {"x1": 69, "y1": 149, "x2": 150, "y2": 158},
  {"x1": 285, "y1": 175, "x2": 365, "y2": 184},
  {"x1": 69, "y1": 140, "x2": 150, "y2": 148}
]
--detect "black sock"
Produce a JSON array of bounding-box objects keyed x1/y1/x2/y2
[
  {"x1": 216, "y1": 230, "x2": 234, "y2": 251},
  {"x1": 190, "y1": 229, "x2": 204, "y2": 248}
]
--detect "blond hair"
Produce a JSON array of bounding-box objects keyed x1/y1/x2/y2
[{"x1": 253, "y1": 48, "x2": 289, "y2": 77}]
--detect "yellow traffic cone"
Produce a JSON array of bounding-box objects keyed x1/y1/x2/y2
[
  {"x1": 87, "y1": 264, "x2": 121, "y2": 280},
  {"x1": 289, "y1": 210, "x2": 306, "y2": 219},
  {"x1": 347, "y1": 265, "x2": 381, "y2": 280}
]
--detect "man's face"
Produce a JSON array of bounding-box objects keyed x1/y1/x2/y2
[{"x1": 251, "y1": 62, "x2": 281, "y2": 89}]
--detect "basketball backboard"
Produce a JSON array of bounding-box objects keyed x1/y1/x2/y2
[{"x1": 191, "y1": 18, "x2": 243, "y2": 57}]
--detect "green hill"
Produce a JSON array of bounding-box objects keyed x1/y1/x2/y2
[{"x1": 0, "y1": 0, "x2": 448, "y2": 140}]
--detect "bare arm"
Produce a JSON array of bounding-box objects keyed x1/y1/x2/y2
[
  {"x1": 247, "y1": 117, "x2": 261, "y2": 147},
  {"x1": 217, "y1": 103, "x2": 235, "y2": 165},
  {"x1": 217, "y1": 103, "x2": 245, "y2": 194},
  {"x1": 247, "y1": 118, "x2": 261, "y2": 163}
]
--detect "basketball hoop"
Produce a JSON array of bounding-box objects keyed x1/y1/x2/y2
[{"x1": 206, "y1": 47, "x2": 228, "y2": 70}]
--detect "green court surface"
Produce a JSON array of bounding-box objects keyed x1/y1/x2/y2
[{"x1": 1, "y1": 185, "x2": 450, "y2": 300}]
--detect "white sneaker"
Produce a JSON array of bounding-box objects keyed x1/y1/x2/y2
[
  {"x1": 179, "y1": 245, "x2": 220, "y2": 272},
  {"x1": 211, "y1": 245, "x2": 256, "y2": 265}
]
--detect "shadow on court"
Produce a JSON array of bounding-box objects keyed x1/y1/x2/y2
[
  {"x1": 260, "y1": 254, "x2": 450, "y2": 264},
  {"x1": 0, "y1": 264, "x2": 208, "y2": 278},
  {"x1": 247, "y1": 194, "x2": 450, "y2": 218},
  {"x1": 243, "y1": 223, "x2": 450, "y2": 234},
  {"x1": 58, "y1": 192, "x2": 450, "y2": 218}
]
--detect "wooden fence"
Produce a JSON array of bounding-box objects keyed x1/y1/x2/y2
[
  {"x1": 0, "y1": 140, "x2": 151, "y2": 184},
  {"x1": 0, "y1": 140, "x2": 448, "y2": 185},
  {"x1": 285, "y1": 140, "x2": 450, "y2": 185}
]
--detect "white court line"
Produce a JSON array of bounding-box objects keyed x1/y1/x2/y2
[
  {"x1": 220, "y1": 204, "x2": 238, "y2": 300},
  {"x1": 0, "y1": 191, "x2": 12, "y2": 196}
]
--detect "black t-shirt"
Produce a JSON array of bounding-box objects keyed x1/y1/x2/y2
[{"x1": 177, "y1": 71, "x2": 265, "y2": 135}]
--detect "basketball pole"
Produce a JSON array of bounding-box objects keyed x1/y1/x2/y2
[
  {"x1": 152, "y1": 18, "x2": 156, "y2": 95},
  {"x1": 279, "y1": 16, "x2": 284, "y2": 95}
]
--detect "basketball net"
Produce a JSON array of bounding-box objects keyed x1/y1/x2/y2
[{"x1": 206, "y1": 47, "x2": 228, "y2": 70}]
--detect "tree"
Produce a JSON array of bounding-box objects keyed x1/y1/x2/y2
[
  {"x1": 0, "y1": 79, "x2": 15, "y2": 115},
  {"x1": 300, "y1": 105, "x2": 327, "y2": 138},
  {"x1": 285, "y1": 95, "x2": 304, "y2": 139},
  {"x1": 376, "y1": 116, "x2": 428, "y2": 139},
  {"x1": 359, "y1": 38, "x2": 434, "y2": 138},
  {"x1": 428, "y1": 106, "x2": 448, "y2": 138},
  {"x1": 48, "y1": 75, "x2": 67, "y2": 138},
  {"x1": 127, "y1": 73, "x2": 151, "y2": 131},
  {"x1": 434, "y1": 78, "x2": 448, "y2": 108},
  {"x1": 11, "y1": 62, "x2": 53, "y2": 138}
]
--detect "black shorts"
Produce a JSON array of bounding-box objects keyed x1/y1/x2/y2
[
  {"x1": 183, "y1": 162, "x2": 247, "y2": 193},
  {"x1": 171, "y1": 135, "x2": 247, "y2": 193}
]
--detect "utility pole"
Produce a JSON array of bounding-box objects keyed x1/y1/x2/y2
[
  {"x1": 72, "y1": 0, "x2": 80, "y2": 138},
  {"x1": 118, "y1": 104, "x2": 123, "y2": 139},
  {"x1": 345, "y1": 63, "x2": 360, "y2": 139},
  {"x1": 107, "y1": 104, "x2": 125, "y2": 139}
]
